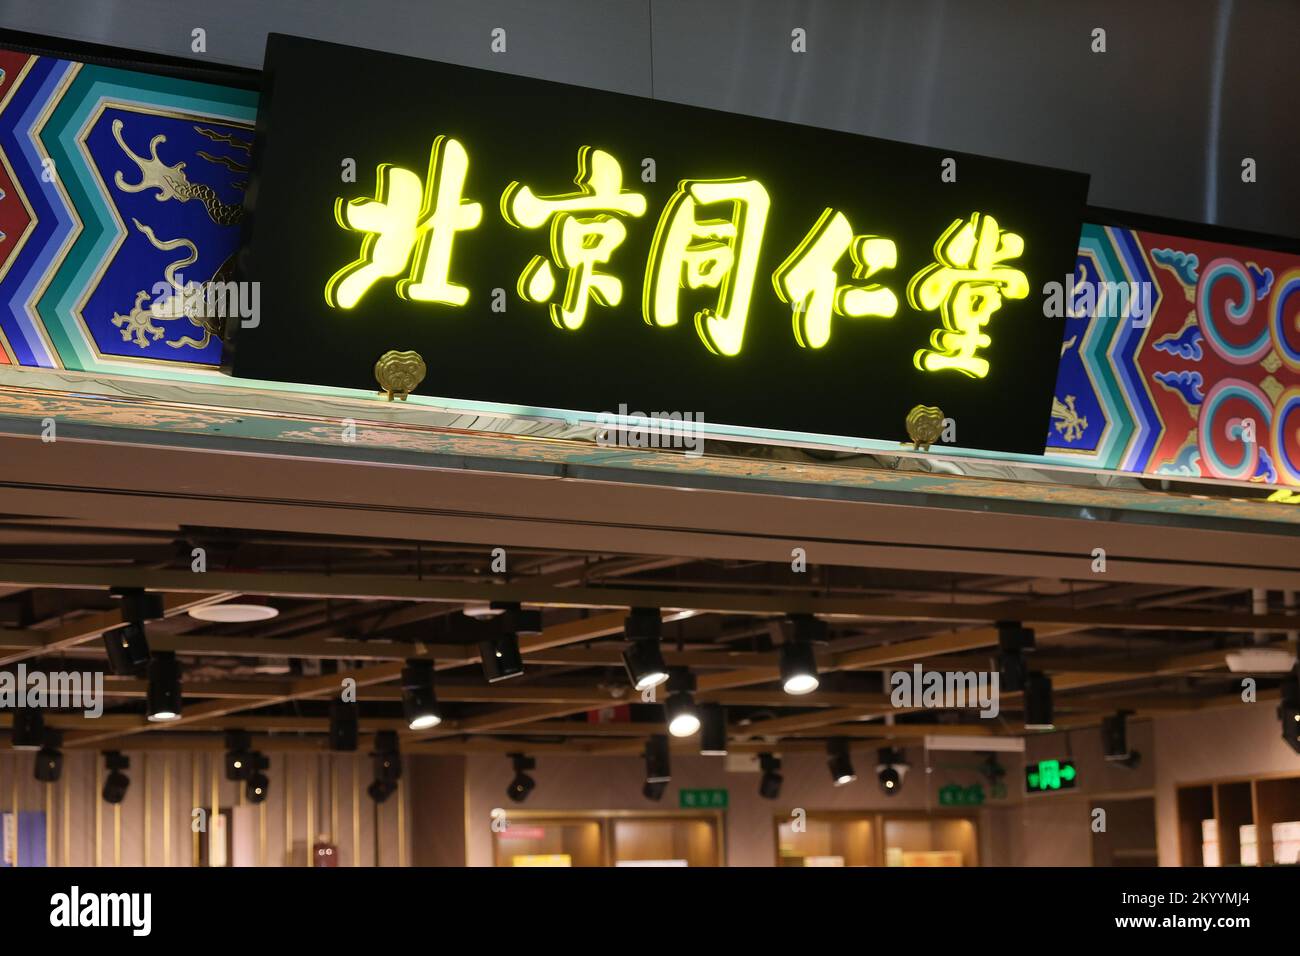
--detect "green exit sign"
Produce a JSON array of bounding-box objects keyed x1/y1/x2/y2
[
  {"x1": 679, "y1": 788, "x2": 728, "y2": 809},
  {"x1": 938, "y1": 784, "x2": 985, "y2": 806},
  {"x1": 1025, "y1": 759, "x2": 1077, "y2": 793}
]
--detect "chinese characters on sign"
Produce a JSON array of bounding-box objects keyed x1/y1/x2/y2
[
  {"x1": 236, "y1": 34, "x2": 1090, "y2": 455},
  {"x1": 327, "y1": 139, "x2": 1027, "y2": 378}
]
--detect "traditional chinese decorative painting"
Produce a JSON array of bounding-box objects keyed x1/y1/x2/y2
[
  {"x1": 0, "y1": 47, "x2": 255, "y2": 376},
  {"x1": 230, "y1": 34, "x2": 1090, "y2": 455},
  {"x1": 1046, "y1": 224, "x2": 1300, "y2": 488}
]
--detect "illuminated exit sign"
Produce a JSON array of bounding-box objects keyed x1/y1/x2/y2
[
  {"x1": 1025, "y1": 759, "x2": 1077, "y2": 793},
  {"x1": 233, "y1": 35, "x2": 1089, "y2": 454}
]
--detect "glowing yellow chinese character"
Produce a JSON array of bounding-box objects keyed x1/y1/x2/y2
[
  {"x1": 643, "y1": 177, "x2": 771, "y2": 357},
  {"x1": 325, "y1": 136, "x2": 482, "y2": 310},
  {"x1": 773, "y1": 208, "x2": 898, "y2": 349},
  {"x1": 501, "y1": 147, "x2": 646, "y2": 331},
  {"x1": 908, "y1": 212, "x2": 1027, "y2": 378}
]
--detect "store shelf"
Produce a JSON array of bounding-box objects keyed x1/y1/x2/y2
[
  {"x1": 1176, "y1": 773, "x2": 1300, "y2": 866},
  {"x1": 775, "y1": 811, "x2": 977, "y2": 867}
]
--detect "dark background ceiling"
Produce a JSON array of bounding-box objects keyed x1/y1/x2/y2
[{"x1": 1, "y1": 0, "x2": 1296, "y2": 237}]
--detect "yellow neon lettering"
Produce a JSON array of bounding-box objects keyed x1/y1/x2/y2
[
  {"x1": 325, "y1": 136, "x2": 482, "y2": 309},
  {"x1": 907, "y1": 212, "x2": 1027, "y2": 378},
  {"x1": 773, "y1": 208, "x2": 898, "y2": 349},
  {"x1": 643, "y1": 177, "x2": 771, "y2": 357},
  {"x1": 501, "y1": 147, "x2": 646, "y2": 330}
]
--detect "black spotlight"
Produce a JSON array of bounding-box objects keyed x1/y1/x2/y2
[
  {"x1": 827, "y1": 737, "x2": 856, "y2": 786},
  {"x1": 101, "y1": 622, "x2": 151, "y2": 677},
  {"x1": 642, "y1": 779, "x2": 668, "y2": 801},
  {"x1": 1279, "y1": 669, "x2": 1300, "y2": 754},
  {"x1": 145, "y1": 651, "x2": 182, "y2": 722},
  {"x1": 622, "y1": 608, "x2": 669, "y2": 692},
  {"x1": 245, "y1": 752, "x2": 270, "y2": 803},
  {"x1": 780, "y1": 641, "x2": 820, "y2": 696},
  {"x1": 997, "y1": 621, "x2": 1036, "y2": 693},
  {"x1": 479, "y1": 632, "x2": 525, "y2": 682},
  {"x1": 11, "y1": 706, "x2": 45, "y2": 750},
  {"x1": 372, "y1": 730, "x2": 402, "y2": 784},
  {"x1": 329, "y1": 701, "x2": 359, "y2": 752},
  {"x1": 699, "y1": 703, "x2": 728, "y2": 756},
  {"x1": 102, "y1": 751, "x2": 130, "y2": 804},
  {"x1": 400, "y1": 660, "x2": 442, "y2": 731},
  {"x1": 1101, "y1": 710, "x2": 1141, "y2": 763},
  {"x1": 367, "y1": 779, "x2": 396, "y2": 803},
  {"x1": 1023, "y1": 671, "x2": 1054, "y2": 730},
  {"x1": 224, "y1": 730, "x2": 253, "y2": 781},
  {"x1": 759, "y1": 752, "x2": 783, "y2": 800},
  {"x1": 876, "y1": 747, "x2": 909, "y2": 795},
  {"x1": 35, "y1": 730, "x2": 63, "y2": 783},
  {"x1": 506, "y1": 753, "x2": 536, "y2": 803},
  {"x1": 643, "y1": 734, "x2": 671, "y2": 784},
  {"x1": 781, "y1": 614, "x2": 824, "y2": 695},
  {"x1": 664, "y1": 668, "x2": 700, "y2": 737}
]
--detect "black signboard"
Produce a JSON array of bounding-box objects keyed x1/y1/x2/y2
[{"x1": 231, "y1": 34, "x2": 1089, "y2": 453}]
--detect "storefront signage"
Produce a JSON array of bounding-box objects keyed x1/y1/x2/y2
[
  {"x1": 1048, "y1": 221, "x2": 1300, "y2": 487},
  {"x1": 1025, "y1": 758, "x2": 1077, "y2": 793},
  {"x1": 679, "y1": 788, "x2": 728, "y2": 809},
  {"x1": 231, "y1": 34, "x2": 1089, "y2": 454}
]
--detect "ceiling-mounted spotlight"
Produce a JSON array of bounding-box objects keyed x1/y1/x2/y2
[
  {"x1": 479, "y1": 631, "x2": 524, "y2": 682},
  {"x1": 491, "y1": 602, "x2": 543, "y2": 635},
  {"x1": 400, "y1": 659, "x2": 442, "y2": 730},
  {"x1": 506, "y1": 753, "x2": 537, "y2": 803},
  {"x1": 642, "y1": 779, "x2": 668, "y2": 801},
  {"x1": 699, "y1": 703, "x2": 728, "y2": 756},
  {"x1": 876, "y1": 746, "x2": 909, "y2": 795},
  {"x1": 780, "y1": 642, "x2": 820, "y2": 696},
  {"x1": 644, "y1": 735, "x2": 671, "y2": 784},
  {"x1": 664, "y1": 668, "x2": 700, "y2": 737},
  {"x1": 1023, "y1": 671, "x2": 1054, "y2": 730},
  {"x1": 827, "y1": 737, "x2": 856, "y2": 786},
  {"x1": 329, "y1": 701, "x2": 359, "y2": 752},
  {"x1": 372, "y1": 730, "x2": 402, "y2": 784},
  {"x1": 367, "y1": 779, "x2": 396, "y2": 803},
  {"x1": 34, "y1": 730, "x2": 63, "y2": 783},
  {"x1": 759, "y1": 752, "x2": 783, "y2": 799},
  {"x1": 102, "y1": 622, "x2": 151, "y2": 678},
  {"x1": 146, "y1": 651, "x2": 182, "y2": 721},
  {"x1": 101, "y1": 751, "x2": 130, "y2": 804},
  {"x1": 111, "y1": 587, "x2": 164, "y2": 624},
  {"x1": 622, "y1": 607, "x2": 669, "y2": 692},
  {"x1": 1279, "y1": 669, "x2": 1300, "y2": 755},
  {"x1": 225, "y1": 730, "x2": 254, "y2": 781},
  {"x1": 11, "y1": 706, "x2": 45, "y2": 750},
  {"x1": 187, "y1": 602, "x2": 279, "y2": 623},
  {"x1": 781, "y1": 615, "x2": 824, "y2": 695},
  {"x1": 1101, "y1": 710, "x2": 1139, "y2": 763},
  {"x1": 997, "y1": 621, "x2": 1036, "y2": 693},
  {"x1": 245, "y1": 752, "x2": 270, "y2": 803}
]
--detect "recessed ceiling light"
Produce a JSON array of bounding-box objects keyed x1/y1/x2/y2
[
  {"x1": 1225, "y1": 647, "x2": 1297, "y2": 673},
  {"x1": 188, "y1": 604, "x2": 280, "y2": 623}
]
